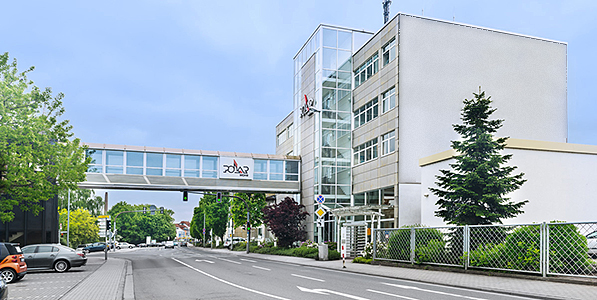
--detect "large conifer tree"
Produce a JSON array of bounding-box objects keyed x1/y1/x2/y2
[{"x1": 430, "y1": 89, "x2": 527, "y2": 225}]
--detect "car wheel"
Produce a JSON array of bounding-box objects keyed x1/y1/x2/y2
[
  {"x1": 1, "y1": 268, "x2": 16, "y2": 283},
  {"x1": 54, "y1": 260, "x2": 69, "y2": 273}
]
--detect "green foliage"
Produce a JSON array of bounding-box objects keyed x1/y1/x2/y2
[
  {"x1": 107, "y1": 201, "x2": 176, "y2": 244},
  {"x1": 430, "y1": 89, "x2": 527, "y2": 225},
  {"x1": 0, "y1": 53, "x2": 89, "y2": 222},
  {"x1": 230, "y1": 193, "x2": 266, "y2": 230},
  {"x1": 328, "y1": 250, "x2": 341, "y2": 260},
  {"x1": 262, "y1": 197, "x2": 309, "y2": 248},
  {"x1": 247, "y1": 242, "x2": 341, "y2": 260},
  {"x1": 190, "y1": 193, "x2": 230, "y2": 242},
  {"x1": 352, "y1": 256, "x2": 373, "y2": 264},
  {"x1": 59, "y1": 208, "x2": 99, "y2": 246},
  {"x1": 387, "y1": 226, "x2": 445, "y2": 262},
  {"x1": 58, "y1": 189, "x2": 104, "y2": 217}
]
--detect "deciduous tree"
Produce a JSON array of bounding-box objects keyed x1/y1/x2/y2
[
  {"x1": 430, "y1": 89, "x2": 527, "y2": 225},
  {"x1": 0, "y1": 52, "x2": 89, "y2": 222},
  {"x1": 59, "y1": 208, "x2": 99, "y2": 247},
  {"x1": 262, "y1": 197, "x2": 308, "y2": 248}
]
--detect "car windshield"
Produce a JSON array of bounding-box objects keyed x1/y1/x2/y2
[{"x1": 6, "y1": 244, "x2": 22, "y2": 255}]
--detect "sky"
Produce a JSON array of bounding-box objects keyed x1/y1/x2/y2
[{"x1": 2, "y1": 0, "x2": 596, "y2": 222}]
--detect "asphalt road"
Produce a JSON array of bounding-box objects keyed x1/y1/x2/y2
[{"x1": 111, "y1": 246, "x2": 544, "y2": 300}]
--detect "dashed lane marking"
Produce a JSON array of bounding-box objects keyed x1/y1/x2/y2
[
  {"x1": 291, "y1": 274, "x2": 325, "y2": 282},
  {"x1": 252, "y1": 265, "x2": 271, "y2": 271}
]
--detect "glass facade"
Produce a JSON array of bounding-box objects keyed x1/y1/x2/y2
[{"x1": 85, "y1": 149, "x2": 299, "y2": 182}]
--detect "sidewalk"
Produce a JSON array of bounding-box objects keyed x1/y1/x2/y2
[
  {"x1": 60, "y1": 256, "x2": 133, "y2": 300},
  {"x1": 205, "y1": 248, "x2": 597, "y2": 300}
]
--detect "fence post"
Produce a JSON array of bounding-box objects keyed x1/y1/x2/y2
[
  {"x1": 410, "y1": 228, "x2": 415, "y2": 264},
  {"x1": 545, "y1": 222, "x2": 550, "y2": 277},
  {"x1": 540, "y1": 222, "x2": 545, "y2": 277},
  {"x1": 372, "y1": 229, "x2": 377, "y2": 260},
  {"x1": 464, "y1": 225, "x2": 469, "y2": 270}
]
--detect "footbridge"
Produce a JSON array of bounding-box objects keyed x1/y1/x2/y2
[{"x1": 80, "y1": 143, "x2": 301, "y2": 194}]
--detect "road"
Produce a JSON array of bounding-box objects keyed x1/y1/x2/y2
[{"x1": 111, "y1": 246, "x2": 542, "y2": 300}]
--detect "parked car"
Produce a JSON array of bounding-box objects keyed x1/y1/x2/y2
[
  {"x1": 137, "y1": 243, "x2": 147, "y2": 248},
  {"x1": 587, "y1": 231, "x2": 597, "y2": 258},
  {"x1": 21, "y1": 244, "x2": 86, "y2": 273},
  {"x1": 223, "y1": 237, "x2": 246, "y2": 249},
  {"x1": 116, "y1": 242, "x2": 134, "y2": 249},
  {"x1": 82, "y1": 242, "x2": 106, "y2": 253},
  {"x1": 179, "y1": 241, "x2": 188, "y2": 247},
  {"x1": 0, "y1": 242, "x2": 27, "y2": 283},
  {"x1": 164, "y1": 241, "x2": 175, "y2": 249}
]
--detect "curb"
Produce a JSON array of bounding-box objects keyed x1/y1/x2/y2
[{"x1": 123, "y1": 259, "x2": 135, "y2": 300}]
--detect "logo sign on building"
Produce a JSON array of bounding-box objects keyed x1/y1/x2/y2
[
  {"x1": 220, "y1": 157, "x2": 254, "y2": 180},
  {"x1": 300, "y1": 94, "x2": 318, "y2": 118}
]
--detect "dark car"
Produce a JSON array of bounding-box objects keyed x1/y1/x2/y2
[
  {"x1": 21, "y1": 244, "x2": 87, "y2": 273},
  {"x1": 82, "y1": 242, "x2": 107, "y2": 253},
  {"x1": 179, "y1": 241, "x2": 187, "y2": 247},
  {"x1": 0, "y1": 243, "x2": 26, "y2": 283}
]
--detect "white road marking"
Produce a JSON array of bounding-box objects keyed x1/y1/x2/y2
[
  {"x1": 297, "y1": 286, "x2": 369, "y2": 300},
  {"x1": 195, "y1": 259, "x2": 214, "y2": 264},
  {"x1": 382, "y1": 283, "x2": 488, "y2": 300},
  {"x1": 172, "y1": 258, "x2": 290, "y2": 300},
  {"x1": 218, "y1": 258, "x2": 241, "y2": 264},
  {"x1": 291, "y1": 273, "x2": 325, "y2": 282},
  {"x1": 241, "y1": 258, "x2": 257, "y2": 263},
  {"x1": 252, "y1": 265, "x2": 271, "y2": 271},
  {"x1": 368, "y1": 289, "x2": 419, "y2": 300}
]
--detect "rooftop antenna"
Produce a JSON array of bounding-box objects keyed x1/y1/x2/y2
[{"x1": 383, "y1": 0, "x2": 391, "y2": 23}]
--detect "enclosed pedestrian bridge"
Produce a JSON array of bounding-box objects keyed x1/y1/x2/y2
[{"x1": 80, "y1": 143, "x2": 301, "y2": 193}]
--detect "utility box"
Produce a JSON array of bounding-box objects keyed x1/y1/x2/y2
[{"x1": 318, "y1": 243, "x2": 328, "y2": 261}]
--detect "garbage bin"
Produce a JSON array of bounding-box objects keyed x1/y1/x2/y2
[{"x1": 318, "y1": 243, "x2": 328, "y2": 261}]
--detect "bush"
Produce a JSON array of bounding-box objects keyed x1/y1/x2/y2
[
  {"x1": 328, "y1": 250, "x2": 341, "y2": 260},
  {"x1": 352, "y1": 256, "x2": 372, "y2": 264},
  {"x1": 387, "y1": 226, "x2": 445, "y2": 262},
  {"x1": 293, "y1": 246, "x2": 318, "y2": 258}
]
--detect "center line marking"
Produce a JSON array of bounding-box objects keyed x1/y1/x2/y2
[
  {"x1": 291, "y1": 274, "x2": 325, "y2": 282},
  {"x1": 218, "y1": 258, "x2": 241, "y2": 264},
  {"x1": 252, "y1": 265, "x2": 271, "y2": 271},
  {"x1": 241, "y1": 258, "x2": 257, "y2": 263}
]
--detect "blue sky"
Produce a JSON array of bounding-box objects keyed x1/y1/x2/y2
[{"x1": 3, "y1": 1, "x2": 596, "y2": 222}]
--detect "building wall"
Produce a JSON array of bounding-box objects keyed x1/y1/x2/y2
[
  {"x1": 420, "y1": 140, "x2": 597, "y2": 226},
  {"x1": 276, "y1": 112, "x2": 294, "y2": 156},
  {"x1": 395, "y1": 14, "x2": 566, "y2": 225}
]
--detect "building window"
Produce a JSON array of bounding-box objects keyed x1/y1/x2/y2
[
  {"x1": 354, "y1": 97, "x2": 378, "y2": 128},
  {"x1": 105, "y1": 150, "x2": 124, "y2": 174},
  {"x1": 254, "y1": 160, "x2": 268, "y2": 180},
  {"x1": 287, "y1": 123, "x2": 294, "y2": 138},
  {"x1": 86, "y1": 149, "x2": 103, "y2": 173},
  {"x1": 269, "y1": 160, "x2": 284, "y2": 181},
  {"x1": 381, "y1": 131, "x2": 396, "y2": 155},
  {"x1": 277, "y1": 129, "x2": 287, "y2": 145},
  {"x1": 202, "y1": 156, "x2": 218, "y2": 178},
  {"x1": 146, "y1": 153, "x2": 163, "y2": 176},
  {"x1": 285, "y1": 161, "x2": 299, "y2": 181},
  {"x1": 165, "y1": 154, "x2": 181, "y2": 177},
  {"x1": 126, "y1": 152, "x2": 144, "y2": 175},
  {"x1": 382, "y1": 38, "x2": 396, "y2": 67},
  {"x1": 382, "y1": 86, "x2": 396, "y2": 113},
  {"x1": 353, "y1": 138, "x2": 378, "y2": 164},
  {"x1": 184, "y1": 155, "x2": 201, "y2": 177},
  {"x1": 354, "y1": 53, "x2": 379, "y2": 88}
]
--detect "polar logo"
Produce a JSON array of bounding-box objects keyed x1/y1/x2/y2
[{"x1": 222, "y1": 160, "x2": 250, "y2": 177}]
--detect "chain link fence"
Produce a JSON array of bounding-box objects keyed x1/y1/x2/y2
[{"x1": 373, "y1": 222, "x2": 597, "y2": 278}]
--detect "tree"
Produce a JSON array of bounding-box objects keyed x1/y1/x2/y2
[
  {"x1": 0, "y1": 52, "x2": 89, "y2": 222},
  {"x1": 262, "y1": 197, "x2": 309, "y2": 248},
  {"x1": 190, "y1": 193, "x2": 230, "y2": 243},
  {"x1": 58, "y1": 189, "x2": 104, "y2": 217},
  {"x1": 107, "y1": 201, "x2": 176, "y2": 244},
  {"x1": 230, "y1": 193, "x2": 266, "y2": 231},
  {"x1": 430, "y1": 89, "x2": 528, "y2": 225},
  {"x1": 59, "y1": 208, "x2": 99, "y2": 247}
]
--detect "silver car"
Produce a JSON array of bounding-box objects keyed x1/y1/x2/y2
[
  {"x1": 587, "y1": 231, "x2": 597, "y2": 258},
  {"x1": 21, "y1": 244, "x2": 87, "y2": 273}
]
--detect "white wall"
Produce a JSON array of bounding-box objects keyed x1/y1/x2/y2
[{"x1": 421, "y1": 148, "x2": 597, "y2": 226}]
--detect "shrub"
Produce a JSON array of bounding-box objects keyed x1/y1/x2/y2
[
  {"x1": 416, "y1": 239, "x2": 446, "y2": 263},
  {"x1": 352, "y1": 256, "x2": 372, "y2": 264},
  {"x1": 387, "y1": 226, "x2": 445, "y2": 262},
  {"x1": 293, "y1": 246, "x2": 318, "y2": 258},
  {"x1": 328, "y1": 250, "x2": 341, "y2": 260}
]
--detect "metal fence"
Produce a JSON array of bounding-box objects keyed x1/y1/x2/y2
[{"x1": 372, "y1": 222, "x2": 597, "y2": 278}]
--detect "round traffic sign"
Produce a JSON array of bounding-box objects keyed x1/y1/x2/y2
[{"x1": 316, "y1": 195, "x2": 325, "y2": 204}]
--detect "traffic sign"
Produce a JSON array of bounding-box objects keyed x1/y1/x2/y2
[
  {"x1": 315, "y1": 207, "x2": 326, "y2": 218},
  {"x1": 315, "y1": 195, "x2": 325, "y2": 204},
  {"x1": 316, "y1": 218, "x2": 324, "y2": 228}
]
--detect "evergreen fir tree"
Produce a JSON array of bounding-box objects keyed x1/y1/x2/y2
[{"x1": 430, "y1": 89, "x2": 528, "y2": 225}]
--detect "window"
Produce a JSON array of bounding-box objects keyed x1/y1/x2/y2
[
  {"x1": 146, "y1": 153, "x2": 163, "y2": 176},
  {"x1": 353, "y1": 138, "x2": 378, "y2": 164},
  {"x1": 382, "y1": 86, "x2": 396, "y2": 113},
  {"x1": 285, "y1": 161, "x2": 299, "y2": 181},
  {"x1": 105, "y1": 150, "x2": 123, "y2": 174},
  {"x1": 184, "y1": 155, "x2": 201, "y2": 177},
  {"x1": 382, "y1": 131, "x2": 396, "y2": 155},
  {"x1": 126, "y1": 152, "x2": 143, "y2": 175},
  {"x1": 382, "y1": 38, "x2": 396, "y2": 66},
  {"x1": 287, "y1": 123, "x2": 294, "y2": 138},
  {"x1": 86, "y1": 149, "x2": 103, "y2": 173},
  {"x1": 354, "y1": 97, "x2": 379, "y2": 128},
  {"x1": 269, "y1": 160, "x2": 284, "y2": 181},
  {"x1": 277, "y1": 129, "x2": 287, "y2": 145},
  {"x1": 202, "y1": 156, "x2": 218, "y2": 178},
  {"x1": 254, "y1": 160, "x2": 267, "y2": 180},
  {"x1": 165, "y1": 154, "x2": 181, "y2": 177},
  {"x1": 354, "y1": 53, "x2": 379, "y2": 88}
]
